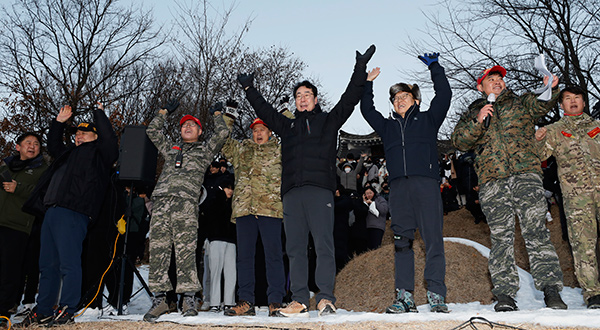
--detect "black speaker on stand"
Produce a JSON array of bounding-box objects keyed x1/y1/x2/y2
[{"x1": 115, "y1": 126, "x2": 157, "y2": 315}]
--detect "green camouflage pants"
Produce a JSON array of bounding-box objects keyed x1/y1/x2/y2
[
  {"x1": 480, "y1": 172, "x2": 563, "y2": 297},
  {"x1": 148, "y1": 196, "x2": 200, "y2": 293},
  {"x1": 564, "y1": 190, "x2": 600, "y2": 301}
]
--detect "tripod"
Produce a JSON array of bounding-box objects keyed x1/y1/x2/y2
[{"x1": 116, "y1": 183, "x2": 152, "y2": 315}]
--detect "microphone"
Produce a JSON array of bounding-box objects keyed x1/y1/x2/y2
[{"x1": 484, "y1": 93, "x2": 496, "y2": 128}]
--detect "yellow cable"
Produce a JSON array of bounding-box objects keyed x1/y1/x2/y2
[
  {"x1": 1, "y1": 315, "x2": 11, "y2": 330},
  {"x1": 74, "y1": 218, "x2": 123, "y2": 318}
]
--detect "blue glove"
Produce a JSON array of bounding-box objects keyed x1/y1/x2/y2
[{"x1": 418, "y1": 53, "x2": 439, "y2": 67}]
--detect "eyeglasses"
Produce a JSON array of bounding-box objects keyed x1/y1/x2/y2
[
  {"x1": 295, "y1": 93, "x2": 314, "y2": 100},
  {"x1": 182, "y1": 123, "x2": 198, "y2": 128},
  {"x1": 392, "y1": 93, "x2": 412, "y2": 103}
]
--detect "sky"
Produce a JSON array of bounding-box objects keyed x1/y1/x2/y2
[
  {"x1": 144, "y1": 0, "x2": 445, "y2": 135},
  {"x1": 49, "y1": 238, "x2": 600, "y2": 329}
]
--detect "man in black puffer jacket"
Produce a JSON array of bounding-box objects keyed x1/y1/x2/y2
[
  {"x1": 237, "y1": 44, "x2": 375, "y2": 317},
  {"x1": 21, "y1": 103, "x2": 118, "y2": 326}
]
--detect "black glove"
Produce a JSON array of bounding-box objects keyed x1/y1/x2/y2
[
  {"x1": 163, "y1": 99, "x2": 180, "y2": 114},
  {"x1": 226, "y1": 98, "x2": 238, "y2": 109},
  {"x1": 280, "y1": 95, "x2": 290, "y2": 105},
  {"x1": 418, "y1": 53, "x2": 440, "y2": 67},
  {"x1": 209, "y1": 102, "x2": 223, "y2": 115},
  {"x1": 237, "y1": 73, "x2": 254, "y2": 90},
  {"x1": 356, "y1": 44, "x2": 376, "y2": 66}
]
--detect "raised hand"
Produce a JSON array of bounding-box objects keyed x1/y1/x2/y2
[
  {"x1": 356, "y1": 44, "x2": 376, "y2": 66},
  {"x1": 535, "y1": 127, "x2": 547, "y2": 141},
  {"x1": 209, "y1": 102, "x2": 224, "y2": 115},
  {"x1": 367, "y1": 67, "x2": 381, "y2": 82},
  {"x1": 418, "y1": 53, "x2": 440, "y2": 67},
  {"x1": 237, "y1": 73, "x2": 255, "y2": 90},
  {"x1": 163, "y1": 99, "x2": 180, "y2": 114},
  {"x1": 57, "y1": 105, "x2": 73, "y2": 123}
]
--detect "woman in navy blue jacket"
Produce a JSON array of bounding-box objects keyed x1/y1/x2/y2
[{"x1": 360, "y1": 53, "x2": 451, "y2": 314}]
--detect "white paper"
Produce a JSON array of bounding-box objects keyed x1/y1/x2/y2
[{"x1": 534, "y1": 53, "x2": 553, "y2": 101}]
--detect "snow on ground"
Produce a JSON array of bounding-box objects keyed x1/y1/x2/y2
[{"x1": 72, "y1": 238, "x2": 599, "y2": 329}]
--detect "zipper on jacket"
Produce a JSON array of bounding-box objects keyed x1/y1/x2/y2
[
  {"x1": 397, "y1": 104, "x2": 416, "y2": 176},
  {"x1": 306, "y1": 119, "x2": 311, "y2": 135}
]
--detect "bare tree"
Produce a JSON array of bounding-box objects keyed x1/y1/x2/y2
[
  {"x1": 0, "y1": 0, "x2": 165, "y2": 148},
  {"x1": 402, "y1": 0, "x2": 600, "y2": 132}
]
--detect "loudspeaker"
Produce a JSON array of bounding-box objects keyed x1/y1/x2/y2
[{"x1": 117, "y1": 125, "x2": 157, "y2": 184}]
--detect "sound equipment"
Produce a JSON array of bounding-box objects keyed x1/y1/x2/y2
[{"x1": 117, "y1": 126, "x2": 157, "y2": 184}]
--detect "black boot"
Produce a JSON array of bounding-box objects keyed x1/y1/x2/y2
[
  {"x1": 543, "y1": 286, "x2": 567, "y2": 310},
  {"x1": 494, "y1": 294, "x2": 518, "y2": 312},
  {"x1": 587, "y1": 294, "x2": 600, "y2": 309}
]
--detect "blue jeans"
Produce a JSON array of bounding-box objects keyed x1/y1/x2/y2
[
  {"x1": 37, "y1": 207, "x2": 89, "y2": 315},
  {"x1": 235, "y1": 215, "x2": 285, "y2": 304}
]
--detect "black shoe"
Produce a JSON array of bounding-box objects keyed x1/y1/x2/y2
[
  {"x1": 587, "y1": 294, "x2": 600, "y2": 309},
  {"x1": 543, "y1": 286, "x2": 567, "y2": 310},
  {"x1": 223, "y1": 300, "x2": 255, "y2": 316},
  {"x1": 494, "y1": 294, "x2": 518, "y2": 312},
  {"x1": 15, "y1": 308, "x2": 53, "y2": 328},
  {"x1": 46, "y1": 307, "x2": 74, "y2": 327}
]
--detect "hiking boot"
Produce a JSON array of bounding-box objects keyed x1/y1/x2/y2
[
  {"x1": 224, "y1": 300, "x2": 255, "y2": 316},
  {"x1": 427, "y1": 290, "x2": 449, "y2": 313},
  {"x1": 143, "y1": 294, "x2": 170, "y2": 323},
  {"x1": 543, "y1": 286, "x2": 567, "y2": 310},
  {"x1": 268, "y1": 302, "x2": 283, "y2": 317},
  {"x1": 15, "y1": 307, "x2": 53, "y2": 328},
  {"x1": 587, "y1": 294, "x2": 600, "y2": 309},
  {"x1": 317, "y1": 299, "x2": 336, "y2": 316},
  {"x1": 386, "y1": 289, "x2": 418, "y2": 313},
  {"x1": 46, "y1": 306, "x2": 74, "y2": 327},
  {"x1": 181, "y1": 294, "x2": 198, "y2": 316},
  {"x1": 275, "y1": 301, "x2": 309, "y2": 318},
  {"x1": 199, "y1": 300, "x2": 211, "y2": 311},
  {"x1": 494, "y1": 294, "x2": 518, "y2": 312}
]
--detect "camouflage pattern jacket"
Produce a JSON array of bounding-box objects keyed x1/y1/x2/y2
[
  {"x1": 147, "y1": 112, "x2": 230, "y2": 200},
  {"x1": 540, "y1": 112, "x2": 600, "y2": 197},
  {"x1": 451, "y1": 88, "x2": 559, "y2": 184},
  {"x1": 221, "y1": 136, "x2": 283, "y2": 221}
]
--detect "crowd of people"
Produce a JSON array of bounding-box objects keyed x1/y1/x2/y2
[{"x1": 2, "y1": 43, "x2": 600, "y2": 329}]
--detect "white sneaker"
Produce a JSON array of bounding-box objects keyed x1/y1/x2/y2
[
  {"x1": 546, "y1": 211, "x2": 553, "y2": 222},
  {"x1": 15, "y1": 303, "x2": 35, "y2": 317}
]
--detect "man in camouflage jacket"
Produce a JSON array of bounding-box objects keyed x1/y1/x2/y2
[
  {"x1": 451, "y1": 65, "x2": 566, "y2": 311},
  {"x1": 144, "y1": 101, "x2": 230, "y2": 322},
  {"x1": 535, "y1": 86, "x2": 600, "y2": 309},
  {"x1": 220, "y1": 117, "x2": 285, "y2": 317}
]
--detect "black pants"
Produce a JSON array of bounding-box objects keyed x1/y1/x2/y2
[{"x1": 0, "y1": 226, "x2": 28, "y2": 316}]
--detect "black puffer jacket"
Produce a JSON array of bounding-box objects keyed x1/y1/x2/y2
[
  {"x1": 23, "y1": 108, "x2": 119, "y2": 220},
  {"x1": 244, "y1": 64, "x2": 367, "y2": 196}
]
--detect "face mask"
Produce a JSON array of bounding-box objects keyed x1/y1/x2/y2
[{"x1": 344, "y1": 167, "x2": 351, "y2": 173}]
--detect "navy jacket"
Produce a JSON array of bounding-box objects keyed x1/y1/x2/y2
[
  {"x1": 244, "y1": 63, "x2": 367, "y2": 196},
  {"x1": 23, "y1": 108, "x2": 119, "y2": 220},
  {"x1": 360, "y1": 62, "x2": 451, "y2": 182}
]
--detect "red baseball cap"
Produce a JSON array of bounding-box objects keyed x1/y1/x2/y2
[
  {"x1": 477, "y1": 65, "x2": 507, "y2": 85},
  {"x1": 179, "y1": 115, "x2": 202, "y2": 130},
  {"x1": 250, "y1": 118, "x2": 268, "y2": 129}
]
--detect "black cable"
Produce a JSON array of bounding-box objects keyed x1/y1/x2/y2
[{"x1": 449, "y1": 317, "x2": 526, "y2": 330}]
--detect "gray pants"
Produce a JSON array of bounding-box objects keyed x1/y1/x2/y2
[
  {"x1": 480, "y1": 172, "x2": 563, "y2": 297},
  {"x1": 208, "y1": 240, "x2": 236, "y2": 306},
  {"x1": 283, "y1": 186, "x2": 335, "y2": 306}
]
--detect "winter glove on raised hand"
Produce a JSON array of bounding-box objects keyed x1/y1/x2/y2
[
  {"x1": 418, "y1": 52, "x2": 439, "y2": 67},
  {"x1": 237, "y1": 73, "x2": 254, "y2": 90},
  {"x1": 209, "y1": 102, "x2": 224, "y2": 115},
  {"x1": 280, "y1": 95, "x2": 290, "y2": 105},
  {"x1": 163, "y1": 99, "x2": 180, "y2": 114},
  {"x1": 224, "y1": 98, "x2": 239, "y2": 120},
  {"x1": 356, "y1": 44, "x2": 376, "y2": 67}
]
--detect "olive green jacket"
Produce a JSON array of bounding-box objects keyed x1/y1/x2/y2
[{"x1": 221, "y1": 136, "x2": 283, "y2": 222}]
